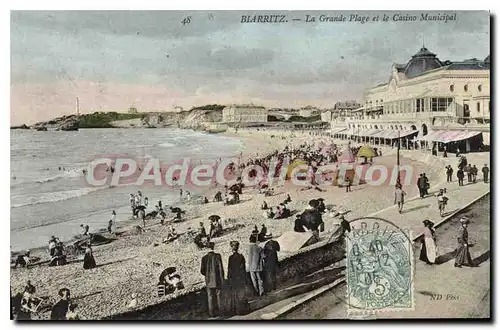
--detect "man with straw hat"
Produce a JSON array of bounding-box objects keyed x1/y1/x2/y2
[{"x1": 455, "y1": 217, "x2": 474, "y2": 268}]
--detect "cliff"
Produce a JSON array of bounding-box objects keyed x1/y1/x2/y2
[{"x1": 25, "y1": 106, "x2": 225, "y2": 131}]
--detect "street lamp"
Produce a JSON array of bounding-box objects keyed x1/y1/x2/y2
[{"x1": 396, "y1": 130, "x2": 401, "y2": 187}]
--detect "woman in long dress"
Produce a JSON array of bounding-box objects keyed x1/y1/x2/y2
[
  {"x1": 227, "y1": 241, "x2": 248, "y2": 316},
  {"x1": 455, "y1": 217, "x2": 474, "y2": 268},
  {"x1": 419, "y1": 220, "x2": 436, "y2": 265},
  {"x1": 83, "y1": 244, "x2": 97, "y2": 269}
]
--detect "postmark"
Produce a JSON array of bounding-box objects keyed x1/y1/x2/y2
[{"x1": 345, "y1": 217, "x2": 414, "y2": 314}]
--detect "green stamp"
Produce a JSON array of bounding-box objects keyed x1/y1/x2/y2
[{"x1": 346, "y1": 217, "x2": 414, "y2": 313}]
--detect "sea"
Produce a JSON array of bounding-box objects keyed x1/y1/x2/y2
[{"x1": 10, "y1": 128, "x2": 243, "y2": 251}]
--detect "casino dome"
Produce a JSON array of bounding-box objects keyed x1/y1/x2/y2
[{"x1": 404, "y1": 47, "x2": 443, "y2": 78}]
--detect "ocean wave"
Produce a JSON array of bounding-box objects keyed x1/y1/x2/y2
[
  {"x1": 157, "y1": 142, "x2": 176, "y2": 148},
  {"x1": 11, "y1": 186, "x2": 106, "y2": 208},
  {"x1": 35, "y1": 168, "x2": 84, "y2": 183}
]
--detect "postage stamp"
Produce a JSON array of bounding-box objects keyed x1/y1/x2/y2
[{"x1": 346, "y1": 217, "x2": 414, "y2": 314}]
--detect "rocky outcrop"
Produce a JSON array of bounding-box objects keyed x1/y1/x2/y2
[
  {"x1": 31, "y1": 114, "x2": 80, "y2": 131},
  {"x1": 137, "y1": 108, "x2": 224, "y2": 130},
  {"x1": 28, "y1": 106, "x2": 226, "y2": 131},
  {"x1": 10, "y1": 124, "x2": 29, "y2": 130}
]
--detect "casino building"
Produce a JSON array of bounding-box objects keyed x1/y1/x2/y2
[
  {"x1": 331, "y1": 46, "x2": 490, "y2": 152},
  {"x1": 222, "y1": 104, "x2": 268, "y2": 124}
]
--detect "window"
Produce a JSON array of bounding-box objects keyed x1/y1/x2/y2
[
  {"x1": 416, "y1": 98, "x2": 424, "y2": 112},
  {"x1": 478, "y1": 85, "x2": 482, "y2": 92},
  {"x1": 450, "y1": 85, "x2": 454, "y2": 92},
  {"x1": 477, "y1": 102, "x2": 481, "y2": 112},
  {"x1": 464, "y1": 85, "x2": 468, "y2": 92},
  {"x1": 431, "y1": 98, "x2": 453, "y2": 112}
]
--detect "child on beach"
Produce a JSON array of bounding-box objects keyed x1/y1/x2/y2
[{"x1": 108, "y1": 210, "x2": 116, "y2": 234}]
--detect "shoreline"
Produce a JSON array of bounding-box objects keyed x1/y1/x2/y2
[
  {"x1": 10, "y1": 128, "x2": 445, "y2": 320},
  {"x1": 10, "y1": 128, "x2": 283, "y2": 255}
]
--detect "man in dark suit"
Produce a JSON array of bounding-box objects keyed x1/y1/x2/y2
[
  {"x1": 417, "y1": 174, "x2": 425, "y2": 198},
  {"x1": 247, "y1": 235, "x2": 264, "y2": 296},
  {"x1": 200, "y1": 242, "x2": 225, "y2": 318}
]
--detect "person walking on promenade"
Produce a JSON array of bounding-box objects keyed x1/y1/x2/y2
[
  {"x1": 454, "y1": 217, "x2": 474, "y2": 268},
  {"x1": 345, "y1": 177, "x2": 352, "y2": 192},
  {"x1": 417, "y1": 174, "x2": 425, "y2": 198},
  {"x1": 446, "y1": 166, "x2": 453, "y2": 183},
  {"x1": 482, "y1": 164, "x2": 489, "y2": 183},
  {"x1": 262, "y1": 239, "x2": 280, "y2": 293},
  {"x1": 227, "y1": 241, "x2": 248, "y2": 316},
  {"x1": 200, "y1": 242, "x2": 225, "y2": 318},
  {"x1": 422, "y1": 173, "x2": 429, "y2": 195},
  {"x1": 457, "y1": 168, "x2": 465, "y2": 186},
  {"x1": 466, "y1": 164, "x2": 472, "y2": 183},
  {"x1": 247, "y1": 235, "x2": 264, "y2": 297},
  {"x1": 435, "y1": 189, "x2": 448, "y2": 217},
  {"x1": 471, "y1": 165, "x2": 478, "y2": 183},
  {"x1": 443, "y1": 146, "x2": 448, "y2": 158},
  {"x1": 419, "y1": 220, "x2": 436, "y2": 265},
  {"x1": 394, "y1": 185, "x2": 406, "y2": 214}
]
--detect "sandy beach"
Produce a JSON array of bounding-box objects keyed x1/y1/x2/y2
[{"x1": 10, "y1": 129, "x2": 443, "y2": 320}]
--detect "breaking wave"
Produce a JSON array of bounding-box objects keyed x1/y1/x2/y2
[{"x1": 11, "y1": 186, "x2": 106, "y2": 208}]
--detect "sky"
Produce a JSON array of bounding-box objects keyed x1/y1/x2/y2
[{"x1": 10, "y1": 10, "x2": 490, "y2": 125}]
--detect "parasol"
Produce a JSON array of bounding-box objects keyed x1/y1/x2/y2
[
  {"x1": 357, "y1": 145, "x2": 376, "y2": 158},
  {"x1": 338, "y1": 148, "x2": 355, "y2": 163},
  {"x1": 286, "y1": 159, "x2": 308, "y2": 179}
]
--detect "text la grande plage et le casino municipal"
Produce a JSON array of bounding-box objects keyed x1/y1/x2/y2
[{"x1": 240, "y1": 13, "x2": 457, "y2": 24}]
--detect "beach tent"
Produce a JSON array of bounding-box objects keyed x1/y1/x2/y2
[
  {"x1": 338, "y1": 148, "x2": 355, "y2": 163},
  {"x1": 357, "y1": 145, "x2": 376, "y2": 158},
  {"x1": 286, "y1": 159, "x2": 308, "y2": 180}
]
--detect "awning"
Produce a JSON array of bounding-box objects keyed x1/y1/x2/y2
[
  {"x1": 366, "y1": 106, "x2": 383, "y2": 113},
  {"x1": 371, "y1": 130, "x2": 418, "y2": 139},
  {"x1": 435, "y1": 130, "x2": 482, "y2": 143},
  {"x1": 331, "y1": 127, "x2": 348, "y2": 134},
  {"x1": 361, "y1": 129, "x2": 382, "y2": 137},
  {"x1": 420, "y1": 130, "x2": 482, "y2": 143}
]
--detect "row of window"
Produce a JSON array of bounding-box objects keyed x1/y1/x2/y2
[
  {"x1": 348, "y1": 124, "x2": 410, "y2": 130},
  {"x1": 450, "y1": 84, "x2": 483, "y2": 92},
  {"x1": 365, "y1": 100, "x2": 384, "y2": 107},
  {"x1": 475, "y1": 101, "x2": 491, "y2": 113}
]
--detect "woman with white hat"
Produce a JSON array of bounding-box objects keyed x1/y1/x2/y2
[{"x1": 419, "y1": 220, "x2": 436, "y2": 265}]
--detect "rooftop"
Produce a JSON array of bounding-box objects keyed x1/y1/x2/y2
[{"x1": 370, "y1": 47, "x2": 490, "y2": 89}]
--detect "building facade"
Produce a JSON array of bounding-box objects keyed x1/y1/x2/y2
[
  {"x1": 331, "y1": 47, "x2": 490, "y2": 149},
  {"x1": 222, "y1": 104, "x2": 268, "y2": 123},
  {"x1": 299, "y1": 106, "x2": 321, "y2": 117},
  {"x1": 333, "y1": 101, "x2": 362, "y2": 118}
]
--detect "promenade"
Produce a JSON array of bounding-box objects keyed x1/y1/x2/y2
[{"x1": 232, "y1": 150, "x2": 491, "y2": 320}]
